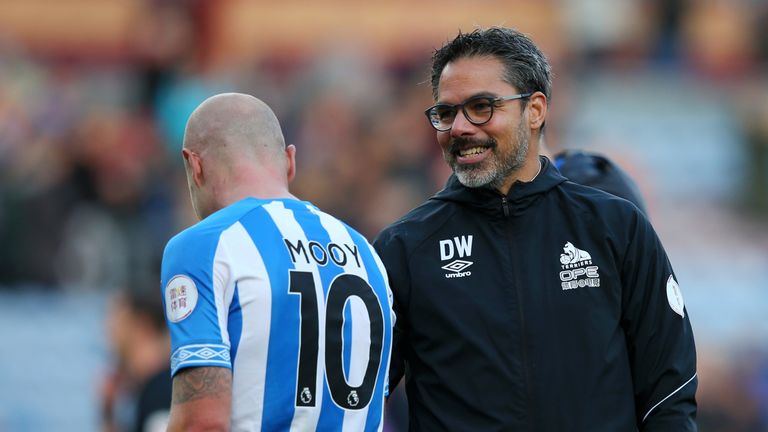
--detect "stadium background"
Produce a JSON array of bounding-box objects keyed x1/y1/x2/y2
[{"x1": 0, "y1": 0, "x2": 767, "y2": 430}]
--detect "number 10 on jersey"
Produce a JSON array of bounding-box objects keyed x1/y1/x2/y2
[{"x1": 288, "y1": 270, "x2": 385, "y2": 410}]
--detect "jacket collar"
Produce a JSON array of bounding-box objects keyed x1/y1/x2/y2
[{"x1": 430, "y1": 156, "x2": 567, "y2": 216}]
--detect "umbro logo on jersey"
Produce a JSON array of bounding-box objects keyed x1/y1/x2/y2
[
  {"x1": 440, "y1": 235, "x2": 473, "y2": 278},
  {"x1": 559, "y1": 242, "x2": 601, "y2": 290}
]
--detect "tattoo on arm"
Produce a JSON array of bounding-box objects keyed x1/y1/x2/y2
[{"x1": 172, "y1": 367, "x2": 232, "y2": 404}]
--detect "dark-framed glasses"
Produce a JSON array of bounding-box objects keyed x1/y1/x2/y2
[{"x1": 424, "y1": 93, "x2": 533, "y2": 132}]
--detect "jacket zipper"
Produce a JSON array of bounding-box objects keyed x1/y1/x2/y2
[
  {"x1": 516, "y1": 272, "x2": 534, "y2": 431},
  {"x1": 503, "y1": 197, "x2": 534, "y2": 430}
]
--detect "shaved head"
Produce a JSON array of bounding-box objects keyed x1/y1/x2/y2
[
  {"x1": 184, "y1": 93, "x2": 286, "y2": 165},
  {"x1": 181, "y1": 93, "x2": 297, "y2": 219}
]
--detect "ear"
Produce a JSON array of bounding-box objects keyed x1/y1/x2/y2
[
  {"x1": 526, "y1": 91, "x2": 548, "y2": 132},
  {"x1": 285, "y1": 144, "x2": 297, "y2": 184},
  {"x1": 182, "y1": 148, "x2": 205, "y2": 187}
]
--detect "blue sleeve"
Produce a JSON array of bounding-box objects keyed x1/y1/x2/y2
[{"x1": 161, "y1": 228, "x2": 232, "y2": 376}]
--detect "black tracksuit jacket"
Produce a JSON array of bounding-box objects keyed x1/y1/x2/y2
[{"x1": 373, "y1": 157, "x2": 697, "y2": 431}]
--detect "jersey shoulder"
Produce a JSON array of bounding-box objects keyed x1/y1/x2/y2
[
  {"x1": 164, "y1": 199, "x2": 271, "y2": 254},
  {"x1": 162, "y1": 198, "x2": 275, "y2": 278}
]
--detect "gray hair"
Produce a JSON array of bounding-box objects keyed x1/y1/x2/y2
[{"x1": 429, "y1": 27, "x2": 552, "y2": 102}]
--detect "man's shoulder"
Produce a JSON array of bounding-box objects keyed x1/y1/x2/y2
[
  {"x1": 164, "y1": 218, "x2": 222, "y2": 256},
  {"x1": 164, "y1": 199, "x2": 268, "y2": 254},
  {"x1": 300, "y1": 202, "x2": 370, "y2": 243},
  {"x1": 165, "y1": 206, "x2": 253, "y2": 255},
  {"x1": 556, "y1": 178, "x2": 642, "y2": 217},
  {"x1": 375, "y1": 198, "x2": 457, "y2": 249},
  {"x1": 552, "y1": 180, "x2": 650, "y2": 248}
]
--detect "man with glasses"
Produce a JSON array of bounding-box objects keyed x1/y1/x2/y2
[{"x1": 374, "y1": 27, "x2": 697, "y2": 431}]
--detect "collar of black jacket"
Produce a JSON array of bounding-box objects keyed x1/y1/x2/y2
[{"x1": 430, "y1": 155, "x2": 567, "y2": 216}]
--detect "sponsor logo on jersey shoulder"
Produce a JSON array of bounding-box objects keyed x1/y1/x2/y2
[
  {"x1": 559, "y1": 242, "x2": 601, "y2": 290},
  {"x1": 439, "y1": 235, "x2": 473, "y2": 278},
  {"x1": 165, "y1": 275, "x2": 199, "y2": 322},
  {"x1": 666, "y1": 274, "x2": 685, "y2": 318}
]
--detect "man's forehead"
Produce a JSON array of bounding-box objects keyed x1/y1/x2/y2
[{"x1": 437, "y1": 57, "x2": 512, "y2": 101}]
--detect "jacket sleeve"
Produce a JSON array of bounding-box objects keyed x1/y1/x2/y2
[
  {"x1": 619, "y1": 210, "x2": 698, "y2": 431},
  {"x1": 373, "y1": 228, "x2": 410, "y2": 395}
]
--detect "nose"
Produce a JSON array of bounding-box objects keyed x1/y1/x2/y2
[{"x1": 449, "y1": 109, "x2": 477, "y2": 137}]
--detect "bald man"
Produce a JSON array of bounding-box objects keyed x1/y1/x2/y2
[{"x1": 161, "y1": 93, "x2": 395, "y2": 431}]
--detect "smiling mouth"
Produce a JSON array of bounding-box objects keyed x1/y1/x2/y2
[
  {"x1": 458, "y1": 146, "x2": 488, "y2": 157},
  {"x1": 450, "y1": 137, "x2": 496, "y2": 156}
]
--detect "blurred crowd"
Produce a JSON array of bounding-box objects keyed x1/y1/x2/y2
[{"x1": 0, "y1": 0, "x2": 767, "y2": 430}]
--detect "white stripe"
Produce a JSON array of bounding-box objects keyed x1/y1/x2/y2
[
  {"x1": 212, "y1": 232, "x2": 235, "y2": 355},
  {"x1": 264, "y1": 201, "x2": 325, "y2": 432},
  {"x1": 345, "y1": 296, "x2": 371, "y2": 388},
  {"x1": 641, "y1": 372, "x2": 697, "y2": 423},
  {"x1": 173, "y1": 343, "x2": 229, "y2": 349},
  {"x1": 174, "y1": 359, "x2": 231, "y2": 368},
  {"x1": 311, "y1": 207, "x2": 378, "y2": 432},
  {"x1": 220, "y1": 222, "x2": 272, "y2": 431}
]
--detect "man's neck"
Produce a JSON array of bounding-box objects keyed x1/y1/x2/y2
[
  {"x1": 497, "y1": 154, "x2": 542, "y2": 195},
  {"x1": 217, "y1": 182, "x2": 296, "y2": 210}
]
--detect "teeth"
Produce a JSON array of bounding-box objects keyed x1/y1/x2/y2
[{"x1": 459, "y1": 147, "x2": 486, "y2": 156}]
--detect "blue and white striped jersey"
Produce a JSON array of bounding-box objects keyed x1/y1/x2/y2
[{"x1": 161, "y1": 198, "x2": 394, "y2": 432}]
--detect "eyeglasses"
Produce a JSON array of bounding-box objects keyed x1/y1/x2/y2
[{"x1": 424, "y1": 93, "x2": 533, "y2": 132}]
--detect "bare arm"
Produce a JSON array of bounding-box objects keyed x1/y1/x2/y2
[{"x1": 167, "y1": 366, "x2": 232, "y2": 432}]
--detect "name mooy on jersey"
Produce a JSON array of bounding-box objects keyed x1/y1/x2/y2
[{"x1": 284, "y1": 238, "x2": 361, "y2": 268}]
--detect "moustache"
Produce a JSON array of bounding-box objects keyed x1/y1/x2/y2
[{"x1": 448, "y1": 137, "x2": 497, "y2": 154}]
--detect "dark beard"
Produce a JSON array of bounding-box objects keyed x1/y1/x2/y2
[{"x1": 446, "y1": 124, "x2": 529, "y2": 190}]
